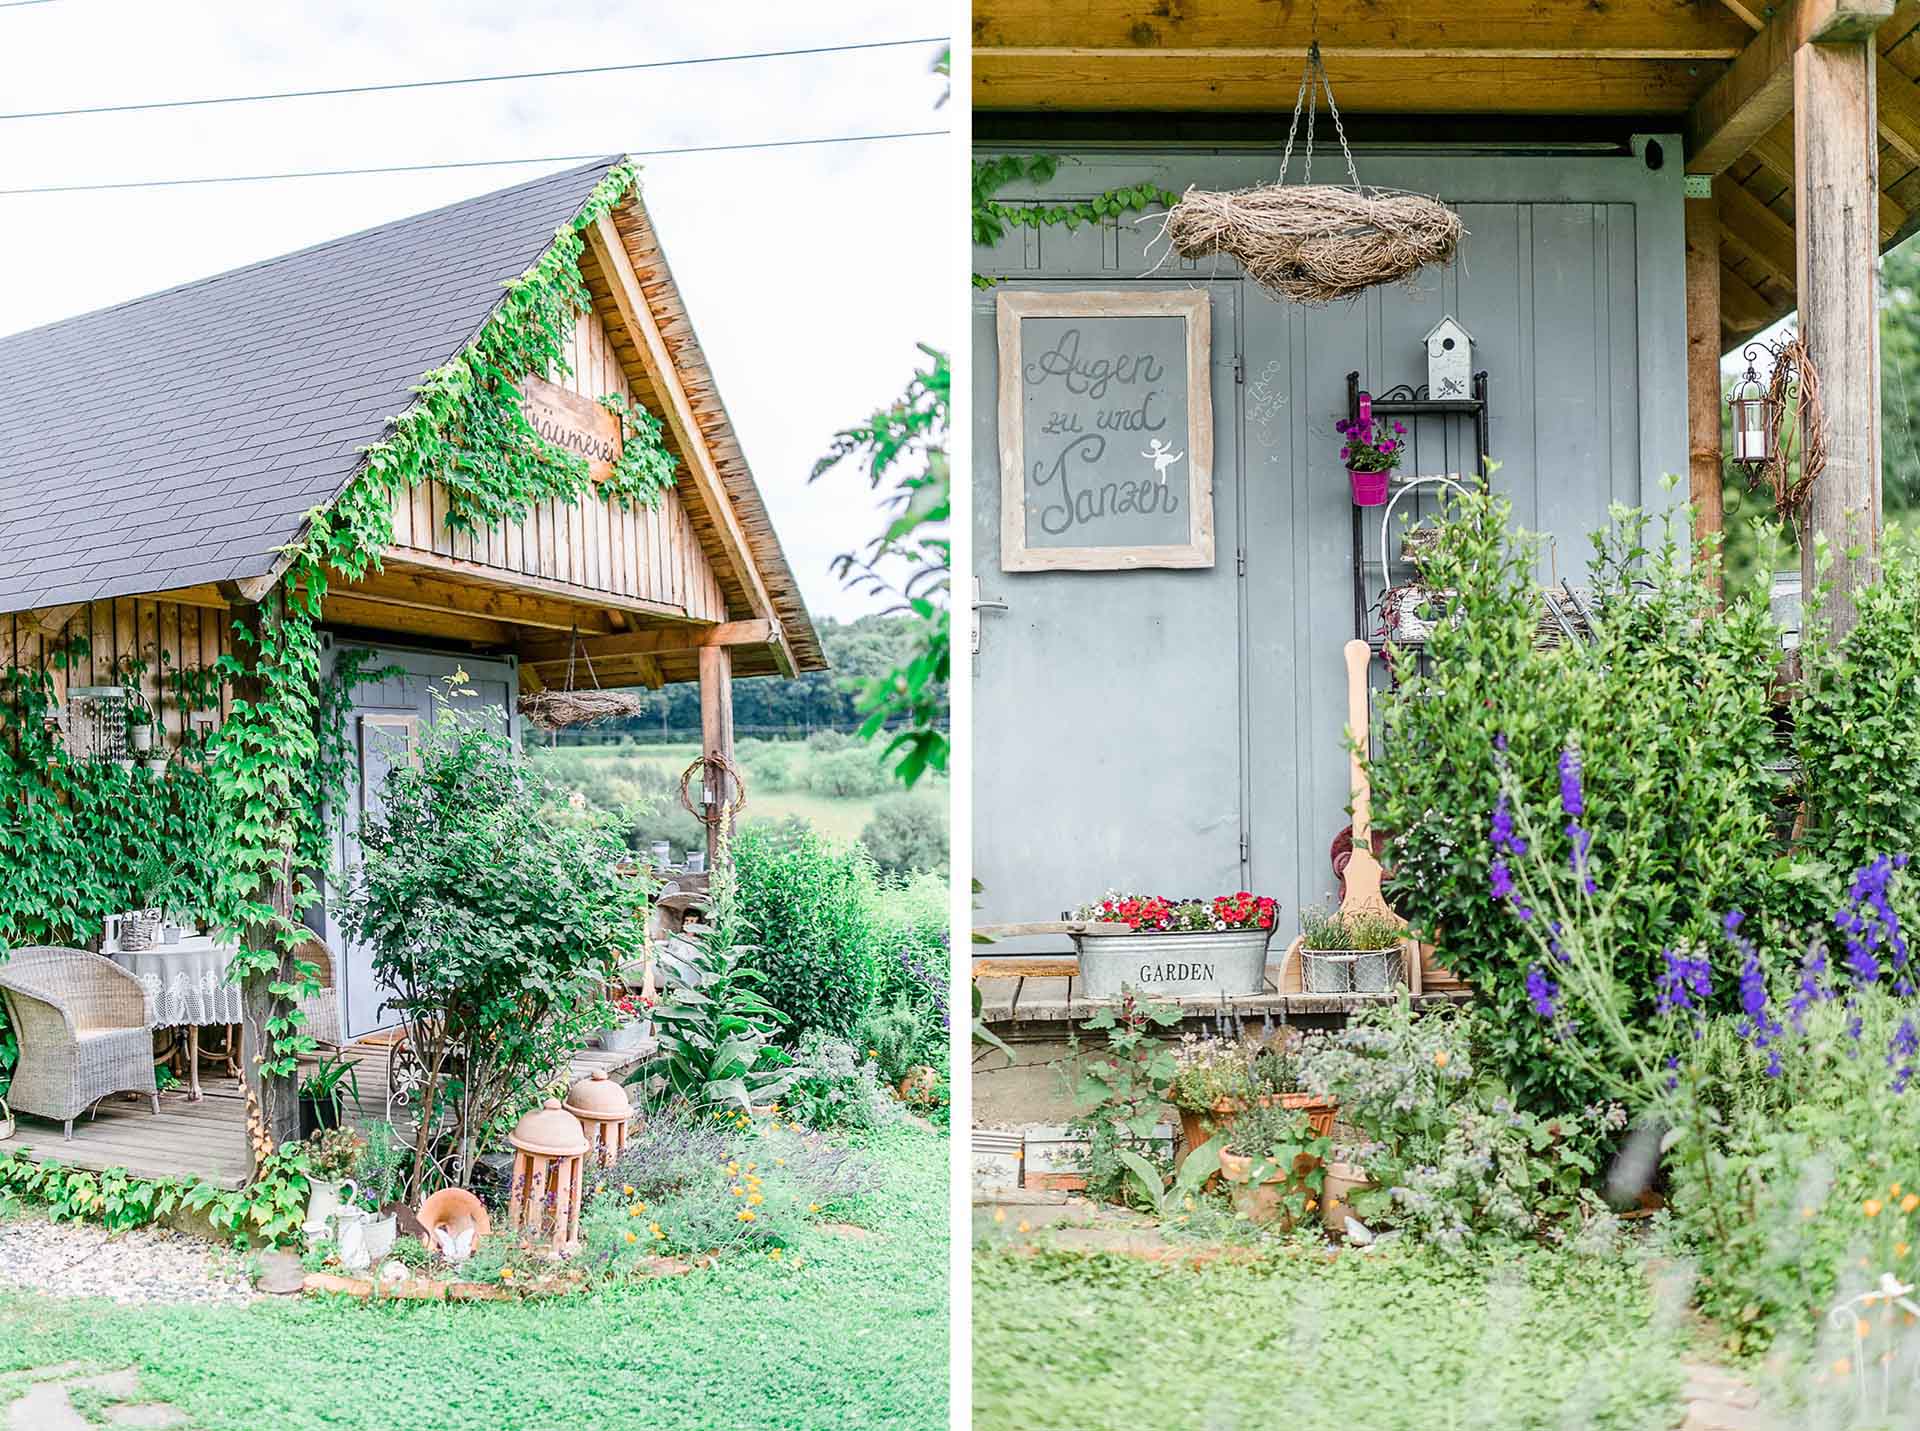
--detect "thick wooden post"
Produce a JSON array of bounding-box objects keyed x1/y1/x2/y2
[
  {"x1": 1796, "y1": 34, "x2": 1882, "y2": 636},
  {"x1": 229, "y1": 596, "x2": 301, "y2": 1156},
  {"x1": 1685, "y1": 185, "x2": 1726, "y2": 599},
  {"x1": 699, "y1": 644, "x2": 734, "y2": 869}
]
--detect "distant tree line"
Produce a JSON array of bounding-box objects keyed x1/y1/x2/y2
[{"x1": 553, "y1": 613, "x2": 949, "y2": 745}]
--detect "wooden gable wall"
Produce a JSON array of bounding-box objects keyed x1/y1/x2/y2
[{"x1": 382, "y1": 300, "x2": 729, "y2": 626}]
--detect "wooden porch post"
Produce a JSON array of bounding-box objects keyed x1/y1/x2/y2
[
  {"x1": 699, "y1": 643, "x2": 734, "y2": 869},
  {"x1": 228, "y1": 594, "x2": 301, "y2": 1155},
  {"x1": 1796, "y1": 32, "x2": 1883, "y2": 636},
  {"x1": 1685, "y1": 183, "x2": 1726, "y2": 598}
]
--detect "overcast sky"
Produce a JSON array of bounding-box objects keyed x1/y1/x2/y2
[{"x1": 0, "y1": 0, "x2": 951, "y2": 624}]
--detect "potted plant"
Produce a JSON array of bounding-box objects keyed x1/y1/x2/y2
[
  {"x1": 599, "y1": 991, "x2": 655, "y2": 1051},
  {"x1": 1216, "y1": 1101, "x2": 1330, "y2": 1229},
  {"x1": 124, "y1": 698, "x2": 155, "y2": 754},
  {"x1": 1168, "y1": 1034, "x2": 1338, "y2": 1161},
  {"x1": 298, "y1": 1049, "x2": 362, "y2": 1138},
  {"x1": 1297, "y1": 902, "x2": 1406, "y2": 993},
  {"x1": 1069, "y1": 890, "x2": 1279, "y2": 998},
  {"x1": 1334, "y1": 409, "x2": 1405, "y2": 506},
  {"x1": 304, "y1": 1125, "x2": 367, "y2": 1225}
]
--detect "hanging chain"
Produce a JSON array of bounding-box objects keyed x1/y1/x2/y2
[{"x1": 1276, "y1": 41, "x2": 1363, "y2": 190}]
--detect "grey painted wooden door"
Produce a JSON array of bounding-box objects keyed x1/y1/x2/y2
[
  {"x1": 972, "y1": 281, "x2": 1244, "y2": 939},
  {"x1": 973, "y1": 144, "x2": 1687, "y2": 942},
  {"x1": 314, "y1": 639, "x2": 519, "y2": 1039}
]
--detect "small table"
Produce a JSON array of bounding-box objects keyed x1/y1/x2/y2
[{"x1": 106, "y1": 936, "x2": 244, "y2": 1100}]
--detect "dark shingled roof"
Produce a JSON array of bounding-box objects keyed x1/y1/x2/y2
[{"x1": 0, "y1": 158, "x2": 618, "y2": 611}]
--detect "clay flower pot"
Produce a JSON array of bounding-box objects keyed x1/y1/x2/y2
[
  {"x1": 1319, "y1": 1159, "x2": 1374, "y2": 1235},
  {"x1": 1175, "y1": 1091, "x2": 1337, "y2": 1165},
  {"x1": 1218, "y1": 1146, "x2": 1324, "y2": 1230}
]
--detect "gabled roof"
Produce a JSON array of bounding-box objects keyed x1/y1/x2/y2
[{"x1": 0, "y1": 157, "x2": 822, "y2": 671}]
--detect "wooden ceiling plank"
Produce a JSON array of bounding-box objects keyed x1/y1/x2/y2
[
  {"x1": 971, "y1": 0, "x2": 1755, "y2": 55},
  {"x1": 1876, "y1": 55, "x2": 1920, "y2": 163},
  {"x1": 1720, "y1": 261, "x2": 1779, "y2": 331},
  {"x1": 347, "y1": 565, "x2": 620, "y2": 635},
  {"x1": 378, "y1": 551, "x2": 698, "y2": 625},
  {"x1": 321, "y1": 594, "x2": 512, "y2": 647},
  {"x1": 1746, "y1": 119, "x2": 1909, "y2": 238},
  {"x1": 975, "y1": 52, "x2": 1715, "y2": 113},
  {"x1": 1687, "y1": 0, "x2": 1896, "y2": 174},
  {"x1": 1717, "y1": 180, "x2": 1801, "y2": 287},
  {"x1": 518, "y1": 618, "x2": 776, "y2": 667}
]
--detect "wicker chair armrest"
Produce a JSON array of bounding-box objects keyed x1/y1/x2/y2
[
  {"x1": 0, "y1": 984, "x2": 78, "y2": 1042},
  {"x1": 68, "y1": 962, "x2": 152, "y2": 1031}
]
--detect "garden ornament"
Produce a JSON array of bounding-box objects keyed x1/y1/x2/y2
[
  {"x1": 507, "y1": 1098, "x2": 590, "y2": 1258},
  {"x1": 565, "y1": 1069, "x2": 635, "y2": 1167},
  {"x1": 417, "y1": 1186, "x2": 492, "y2": 1263}
]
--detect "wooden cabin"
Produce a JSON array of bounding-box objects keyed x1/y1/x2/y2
[{"x1": 0, "y1": 157, "x2": 824, "y2": 1180}]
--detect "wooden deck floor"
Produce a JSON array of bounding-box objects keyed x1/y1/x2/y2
[{"x1": 0, "y1": 1039, "x2": 655, "y2": 1189}]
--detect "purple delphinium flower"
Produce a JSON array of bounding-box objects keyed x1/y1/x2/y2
[
  {"x1": 1833, "y1": 854, "x2": 1913, "y2": 990},
  {"x1": 1558, "y1": 745, "x2": 1585, "y2": 818},
  {"x1": 1786, "y1": 936, "x2": 1833, "y2": 1034},
  {"x1": 1525, "y1": 963, "x2": 1560, "y2": 1021},
  {"x1": 1664, "y1": 1053, "x2": 1680, "y2": 1093},
  {"x1": 1490, "y1": 858, "x2": 1515, "y2": 903},
  {"x1": 1490, "y1": 793, "x2": 1525, "y2": 856},
  {"x1": 1655, "y1": 946, "x2": 1712, "y2": 1016},
  {"x1": 1888, "y1": 1018, "x2": 1918, "y2": 1094},
  {"x1": 1723, "y1": 910, "x2": 1786, "y2": 1077}
]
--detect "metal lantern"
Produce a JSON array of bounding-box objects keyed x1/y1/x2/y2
[
  {"x1": 1729, "y1": 344, "x2": 1779, "y2": 470},
  {"x1": 564, "y1": 1070, "x2": 634, "y2": 1168},
  {"x1": 506, "y1": 1098, "x2": 589, "y2": 1259}
]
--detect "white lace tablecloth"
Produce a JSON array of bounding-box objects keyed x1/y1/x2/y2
[{"x1": 109, "y1": 940, "x2": 245, "y2": 1028}]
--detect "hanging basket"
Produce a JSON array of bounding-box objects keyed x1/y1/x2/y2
[
  {"x1": 517, "y1": 688, "x2": 643, "y2": 731},
  {"x1": 1164, "y1": 45, "x2": 1461, "y2": 305}
]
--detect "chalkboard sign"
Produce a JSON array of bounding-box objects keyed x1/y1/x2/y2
[{"x1": 996, "y1": 289, "x2": 1213, "y2": 571}]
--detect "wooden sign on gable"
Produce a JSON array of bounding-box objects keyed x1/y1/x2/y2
[{"x1": 520, "y1": 373, "x2": 622, "y2": 484}]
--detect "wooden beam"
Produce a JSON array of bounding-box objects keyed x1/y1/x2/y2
[
  {"x1": 1687, "y1": 0, "x2": 1895, "y2": 173},
  {"x1": 973, "y1": 0, "x2": 1756, "y2": 56},
  {"x1": 518, "y1": 619, "x2": 777, "y2": 667},
  {"x1": 1716, "y1": 180, "x2": 1801, "y2": 287},
  {"x1": 585, "y1": 214, "x2": 775, "y2": 626},
  {"x1": 976, "y1": 51, "x2": 1718, "y2": 113},
  {"x1": 698, "y1": 644, "x2": 734, "y2": 869},
  {"x1": 320, "y1": 593, "x2": 513, "y2": 646},
  {"x1": 1744, "y1": 120, "x2": 1909, "y2": 239},
  {"x1": 377, "y1": 550, "x2": 694, "y2": 624},
  {"x1": 1687, "y1": 188, "x2": 1727, "y2": 596},
  {"x1": 29, "y1": 603, "x2": 84, "y2": 636},
  {"x1": 342, "y1": 566, "x2": 620, "y2": 635},
  {"x1": 1719, "y1": 261, "x2": 1778, "y2": 334},
  {"x1": 1797, "y1": 34, "x2": 1884, "y2": 635},
  {"x1": 1876, "y1": 54, "x2": 1920, "y2": 164}
]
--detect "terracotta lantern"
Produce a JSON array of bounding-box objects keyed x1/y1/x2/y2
[
  {"x1": 506, "y1": 1098, "x2": 589, "y2": 1258},
  {"x1": 565, "y1": 1069, "x2": 634, "y2": 1167}
]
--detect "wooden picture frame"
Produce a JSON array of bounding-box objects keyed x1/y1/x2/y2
[{"x1": 996, "y1": 288, "x2": 1214, "y2": 572}]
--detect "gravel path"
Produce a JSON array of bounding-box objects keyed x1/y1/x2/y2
[{"x1": 0, "y1": 1213, "x2": 255, "y2": 1307}]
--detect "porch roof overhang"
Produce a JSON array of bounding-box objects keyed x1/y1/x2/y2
[{"x1": 974, "y1": 0, "x2": 1920, "y2": 350}]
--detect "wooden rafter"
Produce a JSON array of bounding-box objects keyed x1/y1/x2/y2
[
  {"x1": 517, "y1": 618, "x2": 778, "y2": 668},
  {"x1": 1687, "y1": 0, "x2": 1895, "y2": 174},
  {"x1": 1716, "y1": 181, "x2": 1799, "y2": 286}
]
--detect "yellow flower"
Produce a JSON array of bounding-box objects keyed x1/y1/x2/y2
[
  {"x1": 769, "y1": 1249, "x2": 783, "y2": 1261},
  {"x1": 749, "y1": 1192, "x2": 764, "y2": 1206},
  {"x1": 500, "y1": 1267, "x2": 515, "y2": 1282},
  {"x1": 624, "y1": 1230, "x2": 638, "y2": 1245},
  {"x1": 747, "y1": 1163, "x2": 758, "y2": 1172},
  {"x1": 1433, "y1": 1050, "x2": 1449, "y2": 1069},
  {"x1": 622, "y1": 1184, "x2": 634, "y2": 1197},
  {"x1": 1856, "y1": 1318, "x2": 1872, "y2": 1339},
  {"x1": 731, "y1": 1185, "x2": 745, "y2": 1197},
  {"x1": 1017, "y1": 1220, "x2": 1031, "y2": 1233},
  {"x1": 1834, "y1": 1358, "x2": 1852, "y2": 1377},
  {"x1": 726, "y1": 1162, "x2": 740, "y2": 1175},
  {"x1": 1803, "y1": 1206, "x2": 1817, "y2": 1219},
  {"x1": 1897, "y1": 1242, "x2": 1912, "y2": 1258},
  {"x1": 868, "y1": 1049, "x2": 877, "y2": 1058},
  {"x1": 775, "y1": 1157, "x2": 786, "y2": 1167},
  {"x1": 808, "y1": 1203, "x2": 821, "y2": 1214},
  {"x1": 1902, "y1": 1194, "x2": 1919, "y2": 1214},
  {"x1": 738, "y1": 1209, "x2": 756, "y2": 1222},
  {"x1": 992, "y1": 1208, "x2": 1006, "y2": 1224},
  {"x1": 649, "y1": 1222, "x2": 662, "y2": 1237},
  {"x1": 1866, "y1": 1199, "x2": 1885, "y2": 1218}
]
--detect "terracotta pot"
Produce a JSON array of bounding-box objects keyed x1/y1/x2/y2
[
  {"x1": 1218, "y1": 1146, "x2": 1323, "y2": 1230},
  {"x1": 1175, "y1": 1092, "x2": 1337, "y2": 1164},
  {"x1": 1319, "y1": 1160, "x2": 1374, "y2": 1235}
]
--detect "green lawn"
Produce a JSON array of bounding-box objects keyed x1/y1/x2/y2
[
  {"x1": 0, "y1": 1126, "x2": 949, "y2": 1431},
  {"x1": 973, "y1": 1243, "x2": 1686, "y2": 1431}
]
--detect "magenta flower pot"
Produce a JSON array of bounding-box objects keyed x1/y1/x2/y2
[{"x1": 1349, "y1": 468, "x2": 1389, "y2": 506}]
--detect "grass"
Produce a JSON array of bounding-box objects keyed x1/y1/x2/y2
[
  {"x1": 0, "y1": 1125, "x2": 949, "y2": 1431},
  {"x1": 972, "y1": 1242, "x2": 1687, "y2": 1431}
]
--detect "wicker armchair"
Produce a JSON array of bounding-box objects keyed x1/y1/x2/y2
[{"x1": 0, "y1": 946, "x2": 159, "y2": 1139}]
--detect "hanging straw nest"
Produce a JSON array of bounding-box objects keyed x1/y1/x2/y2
[
  {"x1": 1166, "y1": 184, "x2": 1462, "y2": 306},
  {"x1": 517, "y1": 688, "x2": 644, "y2": 731}
]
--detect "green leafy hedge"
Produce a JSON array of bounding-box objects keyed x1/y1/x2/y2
[{"x1": 729, "y1": 824, "x2": 883, "y2": 1042}]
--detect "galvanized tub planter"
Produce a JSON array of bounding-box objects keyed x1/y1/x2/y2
[
  {"x1": 1074, "y1": 926, "x2": 1274, "y2": 999},
  {"x1": 1299, "y1": 944, "x2": 1404, "y2": 994}
]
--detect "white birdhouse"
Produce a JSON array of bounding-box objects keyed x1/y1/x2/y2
[{"x1": 1424, "y1": 316, "x2": 1474, "y2": 400}]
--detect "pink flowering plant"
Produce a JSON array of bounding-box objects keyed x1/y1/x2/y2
[{"x1": 1334, "y1": 413, "x2": 1406, "y2": 474}]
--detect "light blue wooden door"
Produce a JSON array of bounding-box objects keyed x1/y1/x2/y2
[
  {"x1": 315, "y1": 640, "x2": 519, "y2": 1039},
  {"x1": 972, "y1": 281, "x2": 1244, "y2": 941}
]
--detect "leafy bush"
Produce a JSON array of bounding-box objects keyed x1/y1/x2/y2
[
  {"x1": 808, "y1": 746, "x2": 895, "y2": 798},
  {"x1": 860, "y1": 793, "x2": 950, "y2": 876},
  {"x1": 785, "y1": 1032, "x2": 901, "y2": 1132},
  {"x1": 528, "y1": 748, "x2": 705, "y2": 859},
  {"x1": 730, "y1": 824, "x2": 883, "y2": 1041},
  {"x1": 737, "y1": 739, "x2": 800, "y2": 793},
  {"x1": 337, "y1": 697, "x2": 647, "y2": 1196},
  {"x1": 1371, "y1": 486, "x2": 1782, "y2": 1113}
]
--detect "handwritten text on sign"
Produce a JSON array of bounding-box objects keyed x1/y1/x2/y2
[
  {"x1": 520, "y1": 373, "x2": 622, "y2": 485},
  {"x1": 1019, "y1": 316, "x2": 1191, "y2": 549}
]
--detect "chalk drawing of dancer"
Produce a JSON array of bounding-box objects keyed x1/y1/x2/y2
[{"x1": 1142, "y1": 438, "x2": 1185, "y2": 483}]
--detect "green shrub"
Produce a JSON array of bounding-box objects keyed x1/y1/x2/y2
[
  {"x1": 1370, "y1": 486, "x2": 1782, "y2": 1113},
  {"x1": 808, "y1": 745, "x2": 894, "y2": 798},
  {"x1": 860, "y1": 793, "x2": 949, "y2": 876},
  {"x1": 806, "y1": 729, "x2": 855, "y2": 754},
  {"x1": 786, "y1": 1031, "x2": 901, "y2": 1132},
  {"x1": 730, "y1": 824, "x2": 883, "y2": 1041},
  {"x1": 739, "y1": 739, "x2": 801, "y2": 793}
]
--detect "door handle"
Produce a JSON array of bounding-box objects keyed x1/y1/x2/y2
[{"x1": 971, "y1": 579, "x2": 1008, "y2": 655}]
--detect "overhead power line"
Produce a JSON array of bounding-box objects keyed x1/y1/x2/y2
[
  {"x1": 0, "y1": 36, "x2": 946, "y2": 122},
  {"x1": 0, "y1": 128, "x2": 948, "y2": 196}
]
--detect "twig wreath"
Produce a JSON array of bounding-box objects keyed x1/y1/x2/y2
[
  {"x1": 1162, "y1": 43, "x2": 1462, "y2": 304},
  {"x1": 1745, "y1": 333, "x2": 1826, "y2": 523}
]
